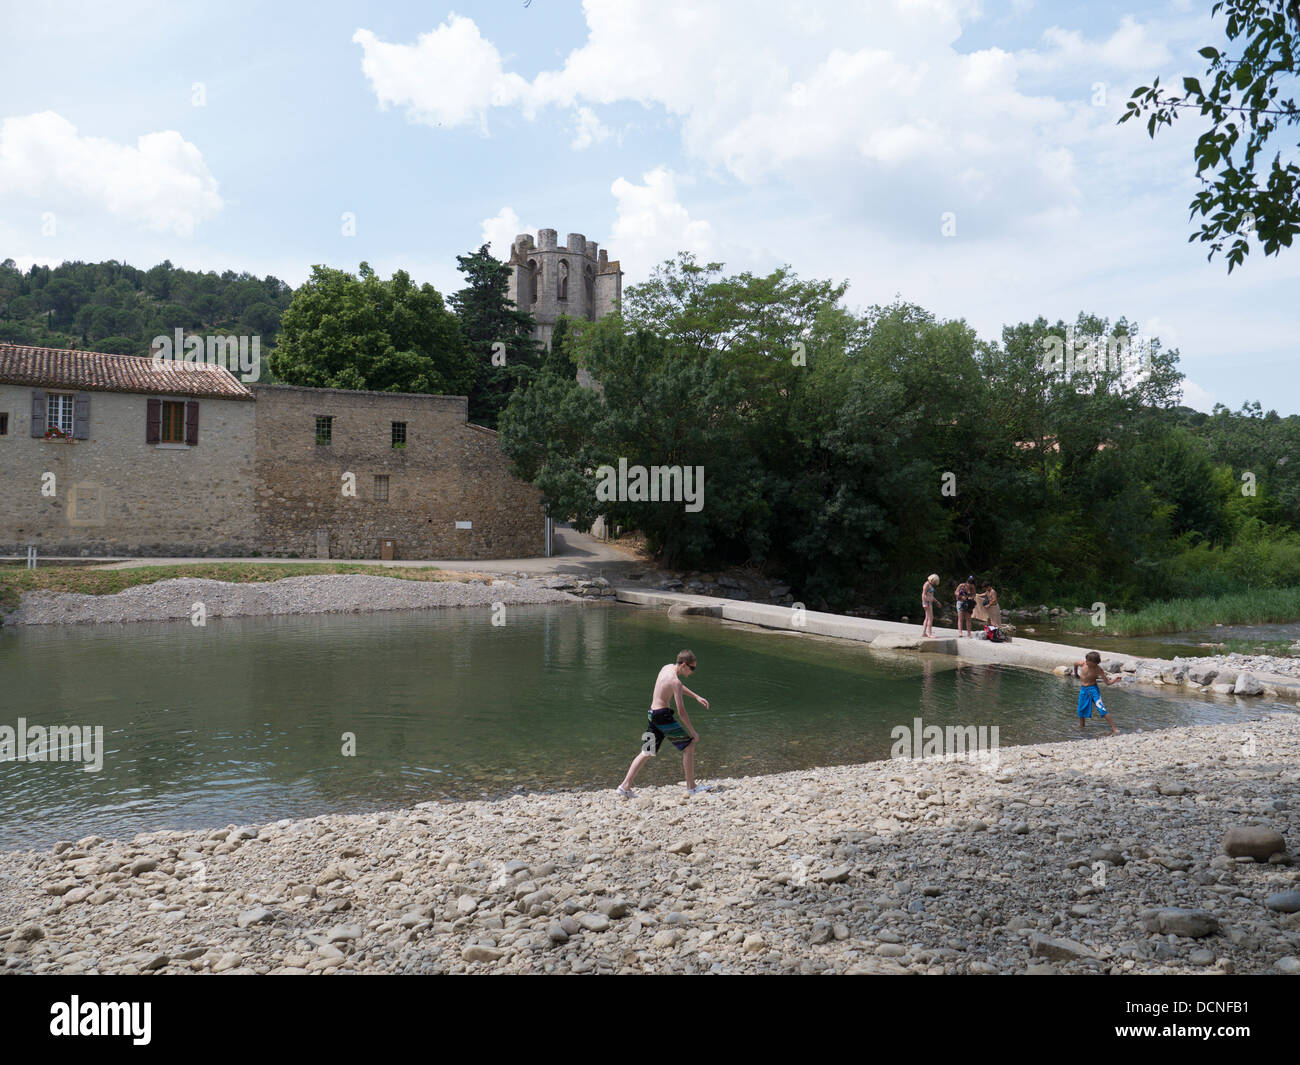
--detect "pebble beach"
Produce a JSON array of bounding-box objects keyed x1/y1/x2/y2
[{"x1": 2, "y1": 714, "x2": 1297, "y2": 975}]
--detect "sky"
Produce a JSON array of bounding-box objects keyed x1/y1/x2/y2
[{"x1": 1, "y1": 0, "x2": 1296, "y2": 413}]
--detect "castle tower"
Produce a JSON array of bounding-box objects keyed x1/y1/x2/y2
[{"x1": 506, "y1": 228, "x2": 622, "y2": 353}]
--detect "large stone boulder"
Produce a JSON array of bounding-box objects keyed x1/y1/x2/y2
[
  {"x1": 1134, "y1": 662, "x2": 1163, "y2": 683},
  {"x1": 1029, "y1": 933, "x2": 1100, "y2": 961},
  {"x1": 1141, "y1": 908, "x2": 1221, "y2": 938},
  {"x1": 1233, "y1": 672, "x2": 1264, "y2": 696},
  {"x1": 1187, "y1": 664, "x2": 1218, "y2": 685},
  {"x1": 1223, "y1": 826, "x2": 1286, "y2": 861},
  {"x1": 1266, "y1": 891, "x2": 1300, "y2": 914}
]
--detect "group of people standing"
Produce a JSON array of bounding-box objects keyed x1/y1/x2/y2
[{"x1": 920, "y1": 574, "x2": 1000, "y2": 638}]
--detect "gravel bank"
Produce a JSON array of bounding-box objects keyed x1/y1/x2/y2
[
  {"x1": 2, "y1": 574, "x2": 598, "y2": 625},
  {"x1": 2, "y1": 715, "x2": 1297, "y2": 975}
]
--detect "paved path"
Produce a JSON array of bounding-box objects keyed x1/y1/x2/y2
[
  {"x1": 615, "y1": 587, "x2": 1300, "y2": 700},
  {"x1": 8, "y1": 525, "x2": 645, "y2": 577}
]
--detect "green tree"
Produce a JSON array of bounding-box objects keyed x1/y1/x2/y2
[
  {"x1": 449, "y1": 244, "x2": 543, "y2": 427},
  {"x1": 1120, "y1": 0, "x2": 1300, "y2": 269},
  {"x1": 269, "y1": 263, "x2": 471, "y2": 394},
  {"x1": 542, "y1": 314, "x2": 578, "y2": 378}
]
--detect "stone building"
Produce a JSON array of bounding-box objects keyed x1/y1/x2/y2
[
  {"x1": 253, "y1": 384, "x2": 543, "y2": 559},
  {"x1": 0, "y1": 343, "x2": 258, "y2": 555},
  {"x1": 506, "y1": 228, "x2": 622, "y2": 352},
  {"x1": 0, "y1": 343, "x2": 544, "y2": 559}
]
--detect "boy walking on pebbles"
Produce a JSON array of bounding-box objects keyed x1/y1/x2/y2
[
  {"x1": 1073, "y1": 651, "x2": 1120, "y2": 734},
  {"x1": 618, "y1": 650, "x2": 712, "y2": 797}
]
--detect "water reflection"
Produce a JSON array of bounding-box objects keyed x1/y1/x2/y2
[{"x1": 0, "y1": 604, "x2": 1289, "y2": 849}]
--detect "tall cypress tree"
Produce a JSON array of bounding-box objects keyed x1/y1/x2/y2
[
  {"x1": 543, "y1": 314, "x2": 578, "y2": 379},
  {"x1": 451, "y1": 244, "x2": 544, "y2": 428}
]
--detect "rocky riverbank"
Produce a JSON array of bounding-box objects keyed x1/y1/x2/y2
[
  {"x1": 1058, "y1": 652, "x2": 1300, "y2": 702},
  {"x1": 2, "y1": 715, "x2": 1297, "y2": 975},
  {"x1": 1, "y1": 573, "x2": 616, "y2": 626}
]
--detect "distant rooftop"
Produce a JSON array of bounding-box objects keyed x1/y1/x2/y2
[{"x1": 0, "y1": 342, "x2": 254, "y2": 400}]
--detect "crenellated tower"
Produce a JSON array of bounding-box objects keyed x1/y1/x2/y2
[{"x1": 507, "y1": 228, "x2": 622, "y2": 353}]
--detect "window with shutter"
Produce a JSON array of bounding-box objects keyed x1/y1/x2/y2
[
  {"x1": 146, "y1": 398, "x2": 162, "y2": 443},
  {"x1": 73, "y1": 393, "x2": 90, "y2": 440},
  {"x1": 46, "y1": 393, "x2": 74, "y2": 435},
  {"x1": 185, "y1": 400, "x2": 199, "y2": 445},
  {"x1": 161, "y1": 401, "x2": 185, "y2": 443},
  {"x1": 30, "y1": 391, "x2": 46, "y2": 438}
]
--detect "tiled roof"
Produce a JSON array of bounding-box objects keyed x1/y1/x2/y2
[{"x1": 0, "y1": 342, "x2": 254, "y2": 399}]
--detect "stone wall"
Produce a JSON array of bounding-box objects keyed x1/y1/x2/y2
[
  {"x1": 252, "y1": 385, "x2": 544, "y2": 559},
  {"x1": 0, "y1": 383, "x2": 258, "y2": 555}
]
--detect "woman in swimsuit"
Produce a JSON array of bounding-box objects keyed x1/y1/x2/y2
[{"x1": 921, "y1": 573, "x2": 939, "y2": 637}]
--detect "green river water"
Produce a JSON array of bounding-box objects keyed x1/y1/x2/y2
[{"x1": 0, "y1": 603, "x2": 1287, "y2": 850}]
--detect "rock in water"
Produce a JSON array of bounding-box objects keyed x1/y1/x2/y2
[{"x1": 1233, "y1": 673, "x2": 1263, "y2": 696}]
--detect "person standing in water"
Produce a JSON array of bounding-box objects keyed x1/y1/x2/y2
[
  {"x1": 617, "y1": 650, "x2": 711, "y2": 797},
  {"x1": 1073, "y1": 651, "x2": 1121, "y2": 735}
]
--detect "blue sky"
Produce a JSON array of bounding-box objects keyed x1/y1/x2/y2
[{"x1": 2, "y1": 0, "x2": 1297, "y2": 412}]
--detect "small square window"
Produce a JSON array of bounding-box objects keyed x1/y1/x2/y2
[
  {"x1": 316, "y1": 416, "x2": 332, "y2": 446},
  {"x1": 374, "y1": 475, "x2": 389, "y2": 502},
  {"x1": 0, "y1": 412, "x2": 8, "y2": 436},
  {"x1": 391, "y1": 421, "x2": 407, "y2": 448}
]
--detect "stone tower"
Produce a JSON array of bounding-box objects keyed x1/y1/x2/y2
[{"x1": 507, "y1": 229, "x2": 622, "y2": 352}]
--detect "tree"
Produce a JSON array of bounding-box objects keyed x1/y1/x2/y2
[
  {"x1": 1120, "y1": 0, "x2": 1300, "y2": 270},
  {"x1": 449, "y1": 244, "x2": 543, "y2": 428},
  {"x1": 269, "y1": 263, "x2": 472, "y2": 394},
  {"x1": 542, "y1": 314, "x2": 577, "y2": 378}
]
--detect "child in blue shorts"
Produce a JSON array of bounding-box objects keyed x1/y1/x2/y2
[{"x1": 1073, "y1": 651, "x2": 1120, "y2": 734}]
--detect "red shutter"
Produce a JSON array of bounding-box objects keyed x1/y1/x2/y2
[
  {"x1": 185, "y1": 401, "x2": 199, "y2": 445},
  {"x1": 146, "y1": 398, "x2": 161, "y2": 443}
]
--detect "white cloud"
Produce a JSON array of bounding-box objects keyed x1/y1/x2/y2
[
  {"x1": 610, "y1": 167, "x2": 712, "y2": 268},
  {"x1": 352, "y1": 17, "x2": 530, "y2": 132},
  {"x1": 480, "y1": 206, "x2": 531, "y2": 259},
  {"x1": 1018, "y1": 16, "x2": 1173, "y2": 75},
  {"x1": 1180, "y1": 379, "x2": 1216, "y2": 412},
  {"x1": 0, "y1": 111, "x2": 222, "y2": 237},
  {"x1": 570, "y1": 106, "x2": 611, "y2": 150},
  {"x1": 353, "y1": 1, "x2": 1099, "y2": 232}
]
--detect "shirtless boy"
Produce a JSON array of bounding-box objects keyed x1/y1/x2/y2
[
  {"x1": 1073, "y1": 651, "x2": 1120, "y2": 734},
  {"x1": 617, "y1": 650, "x2": 711, "y2": 797}
]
